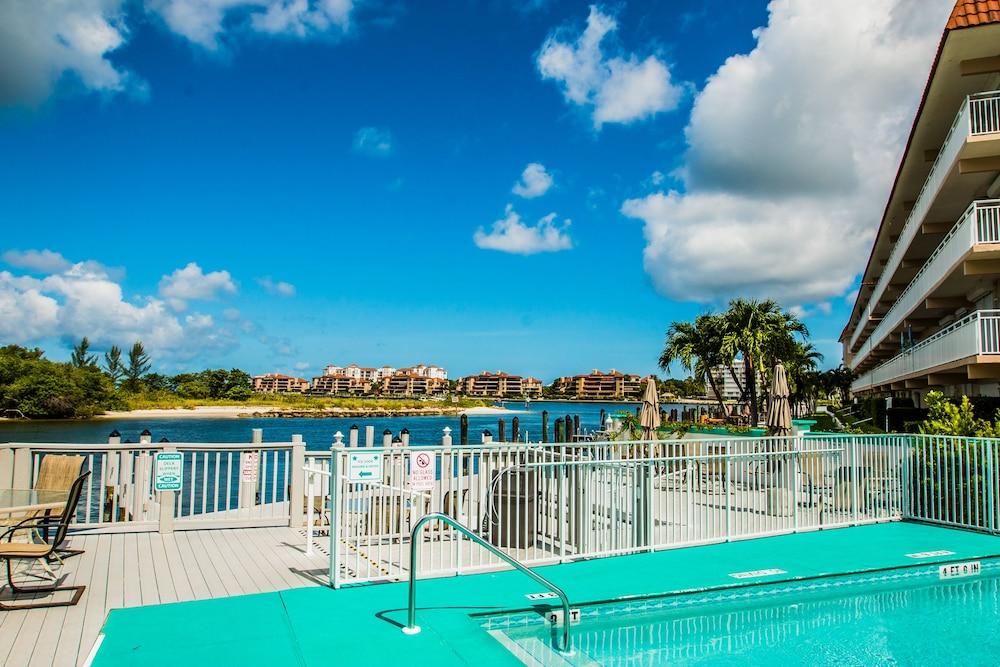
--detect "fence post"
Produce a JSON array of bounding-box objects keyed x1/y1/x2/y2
[
  {"x1": 158, "y1": 445, "x2": 177, "y2": 534},
  {"x1": 329, "y1": 445, "x2": 341, "y2": 588},
  {"x1": 987, "y1": 440, "x2": 996, "y2": 534},
  {"x1": 137, "y1": 430, "x2": 153, "y2": 521},
  {"x1": 851, "y1": 438, "x2": 859, "y2": 526},
  {"x1": 12, "y1": 446, "x2": 31, "y2": 489},
  {"x1": 289, "y1": 434, "x2": 305, "y2": 528},
  {"x1": 239, "y1": 428, "x2": 263, "y2": 511}
]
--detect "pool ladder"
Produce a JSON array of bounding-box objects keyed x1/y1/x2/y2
[{"x1": 403, "y1": 512, "x2": 574, "y2": 653}]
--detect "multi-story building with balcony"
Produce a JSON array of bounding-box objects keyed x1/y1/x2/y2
[
  {"x1": 382, "y1": 374, "x2": 448, "y2": 396},
  {"x1": 251, "y1": 373, "x2": 309, "y2": 393},
  {"x1": 310, "y1": 374, "x2": 370, "y2": 395},
  {"x1": 706, "y1": 361, "x2": 746, "y2": 401},
  {"x1": 458, "y1": 371, "x2": 543, "y2": 398},
  {"x1": 552, "y1": 370, "x2": 648, "y2": 400},
  {"x1": 843, "y1": 3, "x2": 1000, "y2": 400}
]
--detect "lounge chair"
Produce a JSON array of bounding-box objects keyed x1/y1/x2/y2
[
  {"x1": 0, "y1": 472, "x2": 89, "y2": 610},
  {"x1": 34, "y1": 454, "x2": 86, "y2": 560}
]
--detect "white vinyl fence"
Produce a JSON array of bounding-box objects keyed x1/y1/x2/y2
[
  {"x1": 0, "y1": 431, "x2": 307, "y2": 531},
  {"x1": 317, "y1": 434, "x2": 912, "y2": 587}
]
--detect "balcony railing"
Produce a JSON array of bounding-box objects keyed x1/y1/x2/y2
[
  {"x1": 852, "y1": 309, "x2": 1000, "y2": 392},
  {"x1": 849, "y1": 90, "x2": 1000, "y2": 356},
  {"x1": 851, "y1": 200, "x2": 1000, "y2": 370}
]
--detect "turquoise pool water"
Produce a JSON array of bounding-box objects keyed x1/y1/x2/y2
[{"x1": 484, "y1": 560, "x2": 1000, "y2": 666}]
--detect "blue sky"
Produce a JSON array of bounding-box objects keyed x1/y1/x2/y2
[{"x1": 0, "y1": 1, "x2": 954, "y2": 380}]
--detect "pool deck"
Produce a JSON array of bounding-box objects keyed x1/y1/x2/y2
[
  {"x1": 90, "y1": 522, "x2": 1000, "y2": 666},
  {"x1": 0, "y1": 527, "x2": 329, "y2": 667}
]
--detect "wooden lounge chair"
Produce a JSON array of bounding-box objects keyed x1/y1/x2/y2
[
  {"x1": 0, "y1": 472, "x2": 89, "y2": 610},
  {"x1": 34, "y1": 455, "x2": 86, "y2": 560}
]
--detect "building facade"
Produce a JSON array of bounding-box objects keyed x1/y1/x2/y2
[
  {"x1": 458, "y1": 371, "x2": 543, "y2": 398},
  {"x1": 706, "y1": 362, "x2": 745, "y2": 401},
  {"x1": 382, "y1": 374, "x2": 448, "y2": 396},
  {"x1": 252, "y1": 374, "x2": 309, "y2": 393},
  {"x1": 552, "y1": 369, "x2": 647, "y2": 400},
  {"x1": 842, "y1": 4, "x2": 1000, "y2": 401},
  {"x1": 310, "y1": 374, "x2": 370, "y2": 395}
]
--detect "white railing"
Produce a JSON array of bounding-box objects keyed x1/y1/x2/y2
[
  {"x1": 0, "y1": 432, "x2": 307, "y2": 532},
  {"x1": 321, "y1": 435, "x2": 909, "y2": 586},
  {"x1": 907, "y1": 434, "x2": 999, "y2": 532},
  {"x1": 854, "y1": 200, "x2": 1000, "y2": 367},
  {"x1": 852, "y1": 309, "x2": 1000, "y2": 392},
  {"x1": 849, "y1": 91, "x2": 1000, "y2": 358}
]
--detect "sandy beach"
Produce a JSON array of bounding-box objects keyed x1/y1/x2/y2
[
  {"x1": 95, "y1": 406, "x2": 282, "y2": 419},
  {"x1": 459, "y1": 406, "x2": 525, "y2": 415},
  {"x1": 94, "y1": 404, "x2": 524, "y2": 420}
]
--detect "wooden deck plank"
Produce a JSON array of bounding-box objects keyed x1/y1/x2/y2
[
  {"x1": 144, "y1": 534, "x2": 177, "y2": 605},
  {"x1": 219, "y1": 529, "x2": 289, "y2": 593},
  {"x1": 121, "y1": 533, "x2": 141, "y2": 608},
  {"x1": 173, "y1": 529, "x2": 227, "y2": 598},
  {"x1": 157, "y1": 535, "x2": 195, "y2": 602},
  {"x1": 135, "y1": 533, "x2": 161, "y2": 607},
  {"x1": 263, "y1": 526, "x2": 329, "y2": 582},
  {"x1": 239, "y1": 527, "x2": 315, "y2": 591},
  {"x1": 31, "y1": 535, "x2": 100, "y2": 667},
  {"x1": 16, "y1": 535, "x2": 100, "y2": 667},
  {"x1": 205, "y1": 529, "x2": 262, "y2": 596},
  {"x1": 72, "y1": 535, "x2": 112, "y2": 667},
  {"x1": 194, "y1": 530, "x2": 249, "y2": 597}
]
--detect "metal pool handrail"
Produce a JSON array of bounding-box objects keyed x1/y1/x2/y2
[{"x1": 403, "y1": 512, "x2": 573, "y2": 653}]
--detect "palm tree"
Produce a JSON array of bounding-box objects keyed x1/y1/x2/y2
[
  {"x1": 783, "y1": 342, "x2": 823, "y2": 416},
  {"x1": 71, "y1": 337, "x2": 97, "y2": 368},
  {"x1": 124, "y1": 341, "x2": 151, "y2": 392},
  {"x1": 721, "y1": 299, "x2": 808, "y2": 425},
  {"x1": 660, "y1": 313, "x2": 728, "y2": 411},
  {"x1": 103, "y1": 345, "x2": 124, "y2": 386}
]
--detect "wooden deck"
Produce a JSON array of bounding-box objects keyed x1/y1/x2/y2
[{"x1": 0, "y1": 527, "x2": 330, "y2": 667}]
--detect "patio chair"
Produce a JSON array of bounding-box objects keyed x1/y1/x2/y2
[
  {"x1": 34, "y1": 455, "x2": 86, "y2": 560},
  {"x1": 0, "y1": 471, "x2": 89, "y2": 610}
]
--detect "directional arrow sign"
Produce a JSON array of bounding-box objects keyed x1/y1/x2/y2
[{"x1": 348, "y1": 452, "x2": 383, "y2": 483}]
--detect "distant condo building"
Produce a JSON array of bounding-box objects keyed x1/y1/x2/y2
[
  {"x1": 459, "y1": 371, "x2": 543, "y2": 398},
  {"x1": 310, "y1": 374, "x2": 370, "y2": 395},
  {"x1": 553, "y1": 369, "x2": 647, "y2": 400},
  {"x1": 706, "y1": 364, "x2": 742, "y2": 401},
  {"x1": 842, "y1": 6, "x2": 1000, "y2": 400},
  {"x1": 382, "y1": 373, "x2": 448, "y2": 396},
  {"x1": 323, "y1": 363, "x2": 446, "y2": 380},
  {"x1": 252, "y1": 373, "x2": 309, "y2": 393}
]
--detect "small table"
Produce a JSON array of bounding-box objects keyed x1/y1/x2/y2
[{"x1": 0, "y1": 489, "x2": 69, "y2": 517}]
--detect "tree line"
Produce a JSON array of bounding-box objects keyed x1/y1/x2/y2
[
  {"x1": 660, "y1": 298, "x2": 855, "y2": 423},
  {"x1": 0, "y1": 338, "x2": 252, "y2": 419}
]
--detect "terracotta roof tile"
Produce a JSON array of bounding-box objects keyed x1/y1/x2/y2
[{"x1": 947, "y1": 0, "x2": 1000, "y2": 30}]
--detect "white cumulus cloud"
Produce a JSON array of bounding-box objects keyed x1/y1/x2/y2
[
  {"x1": 621, "y1": 0, "x2": 952, "y2": 305},
  {"x1": 147, "y1": 0, "x2": 355, "y2": 49},
  {"x1": 158, "y1": 262, "x2": 237, "y2": 310},
  {"x1": 512, "y1": 163, "x2": 554, "y2": 199},
  {"x1": 257, "y1": 276, "x2": 296, "y2": 297},
  {"x1": 473, "y1": 205, "x2": 572, "y2": 255},
  {"x1": 3, "y1": 249, "x2": 73, "y2": 274},
  {"x1": 0, "y1": 0, "x2": 133, "y2": 106},
  {"x1": 1, "y1": 0, "x2": 358, "y2": 105},
  {"x1": 537, "y1": 5, "x2": 683, "y2": 128}
]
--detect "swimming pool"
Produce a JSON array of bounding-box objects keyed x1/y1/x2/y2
[{"x1": 484, "y1": 559, "x2": 1000, "y2": 665}]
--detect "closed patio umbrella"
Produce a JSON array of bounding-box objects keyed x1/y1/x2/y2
[
  {"x1": 767, "y1": 361, "x2": 792, "y2": 437},
  {"x1": 639, "y1": 377, "x2": 661, "y2": 440}
]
